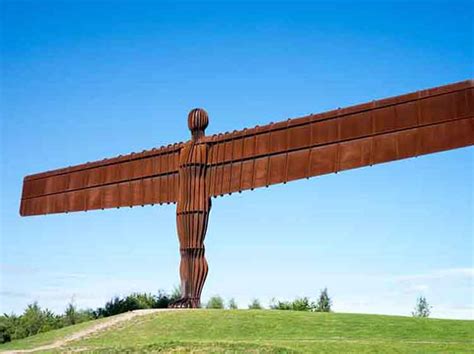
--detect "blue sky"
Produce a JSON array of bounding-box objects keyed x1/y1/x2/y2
[{"x1": 0, "y1": 0, "x2": 472, "y2": 319}]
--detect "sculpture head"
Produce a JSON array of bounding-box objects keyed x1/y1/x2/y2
[{"x1": 188, "y1": 108, "x2": 209, "y2": 141}]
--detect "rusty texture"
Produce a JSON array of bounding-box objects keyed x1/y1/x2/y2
[
  {"x1": 170, "y1": 108, "x2": 211, "y2": 308},
  {"x1": 205, "y1": 80, "x2": 473, "y2": 196},
  {"x1": 19, "y1": 80, "x2": 474, "y2": 308},
  {"x1": 20, "y1": 143, "x2": 182, "y2": 215}
]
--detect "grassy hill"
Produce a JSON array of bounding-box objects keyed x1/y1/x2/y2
[{"x1": 1, "y1": 310, "x2": 473, "y2": 353}]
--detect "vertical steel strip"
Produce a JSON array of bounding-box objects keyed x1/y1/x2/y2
[
  {"x1": 206, "y1": 139, "x2": 214, "y2": 197},
  {"x1": 166, "y1": 151, "x2": 171, "y2": 204},
  {"x1": 158, "y1": 152, "x2": 162, "y2": 204},
  {"x1": 64, "y1": 173, "x2": 71, "y2": 212},
  {"x1": 284, "y1": 119, "x2": 291, "y2": 184},
  {"x1": 228, "y1": 132, "x2": 235, "y2": 194},
  {"x1": 265, "y1": 124, "x2": 273, "y2": 187},
  {"x1": 128, "y1": 157, "x2": 133, "y2": 207},
  {"x1": 250, "y1": 127, "x2": 258, "y2": 190},
  {"x1": 84, "y1": 164, "x2": 90, "y2": 211},
  {"x1": 370, "y1": 101, "x2": 375, "y2": 166},
  {"x1": 335, "y1": 110, "x2": 341, "y2": 173},
  {"x1": 238, "y1": 135, "x2": 244, "y2": 192},
  {"x1": 393, "y1": 106, "x2": 400, "y2": 160},
  {"x1": 306, "y1": 119, "x2": 314, "y2": 179},
  {"x1": 415, "y1": 93, "x2": 422, "y2": 157},
  {"x1": 219, "y1": 136, "x2": 227, "y2": 196}
]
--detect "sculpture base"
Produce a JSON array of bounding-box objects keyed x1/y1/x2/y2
[{"x1": 169, "y1": 297, "x2": 200, "y2": 309}]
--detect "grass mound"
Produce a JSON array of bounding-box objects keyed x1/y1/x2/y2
[{"x1": 1, "y1": 310, "x2": 473, "y2": 353}]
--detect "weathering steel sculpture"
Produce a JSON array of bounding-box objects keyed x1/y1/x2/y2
[{"x1": 20, "y1": 80, "x2": 474, "y2": 308}]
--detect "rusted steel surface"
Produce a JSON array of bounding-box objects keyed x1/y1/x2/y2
[
  {"x1": 20, "y1": 143, "x2": 183, "y2": 216},
  {"x1": 171, "y1": 109, "x2": 211, "y2": 308},
  {"x1": 206, "y1": 80, "x2": 473, "y2": 196},
  {"x1": 19, "y1": 80, "x2": 474, "y2": 308}
]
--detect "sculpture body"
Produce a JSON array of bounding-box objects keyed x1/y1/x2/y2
[
  {"x1": 19, "y1": 80, "x2": 474, "y2": 308},
  {"x1": 173, "y1": 109, "x2": 211, "y2": 308}
]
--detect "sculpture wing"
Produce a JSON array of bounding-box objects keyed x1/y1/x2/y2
[
  {"x1": 206, "y1": 80, "x2": 474, "y2": 197},
  {"x1": 20, "y1": 143, "x2": 183, "y2": 216}
]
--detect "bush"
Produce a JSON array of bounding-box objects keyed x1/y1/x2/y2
[
  {"x1": 170, "y1": 286, "x2": 182, "y2": 302},
  {"x1": 63, "y1": 304, "x2": 94, "y2": 327},
  {"x1": 64, "y1": 301, "x2": 78, "y2": 326},
  {"x1": 19, "y1": 303, "x2": 62, "y2": 337},
  {"x1": 154, "y1": 290, "x2": 172, "y2": 309},
  {"x1": 313, "y1": 288, "x2": 332, "y2": 312},
  {"x1": 95, "y1": 292, "x2": 170, "y2": 318},
  {"x1": 206, "y1": 296, "x2": 225, "y2": 309},
  {"x1": 248, "y1": 299, "x2": 262, "y2": 309},
  {"x1": 0, "y1": 319, "x2": 11, "y2": 344},
  {"x1": 270, "y1": 299, "x2": 292, "y2": 310},
  {"x1": 1, "y1": 313, "x2": 24, "y2": 340},
  {"x1": 270, "y1": 297, "x2": 311, "y2": 311},
  {"x1": 292, "y1": 297, "x2": 311, "y2": 311},
  {"x1": 228, "y1": 298, "x2": 238, "y2": 309},
  {"x1": 412, "y1": 296, "x2": 431, "y2": 318}
]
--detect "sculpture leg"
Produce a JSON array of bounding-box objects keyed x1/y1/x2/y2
[{"x1": 171, "y1": 210, "x2": 210, "y2": 308}]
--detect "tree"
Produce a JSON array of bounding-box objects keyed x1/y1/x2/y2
[
  {"x1": 270, "y1": 297, "x2": 311, "y2": 311},
  {"x1": 248, "y1": 299, "x2": 262, "y2": 309},
  {"x1": 154, "y1": 290, "x2": 172, "y2": 308},
  {"x1": 0, "y1": 317, "x2": 11, "y2": 344},
  {"x1": 228, "y1": 298, "x2": 238, "y2": 309},
  {"x1": 206, "y1": 296, "x2": 225, "y2": 309},
  {"x1": 270, "y1": 298, "x2": 291, "y2": 310},
  {"x1": 313, "y1": 288, "x2": 332, "y2": 312},
  {"x1": 21, "y1": 302, "x2": 44, "y2": 336},
  {"x1": 64, "y1": 300, "x2": 78, "y2": 326},
  {"x1": 291, "y1": 297, "x2": 311, "y2": 311},
  {"x1": 170, "y1": 286, "x2": 182, "y2": 302},
  {"x1": 412, "y1": 296, "x2": 431, "y2": 318}
]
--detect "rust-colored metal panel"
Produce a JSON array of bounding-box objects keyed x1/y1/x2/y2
[
  {"x1": 69, "y1": 190, "x2": 86, "y2": 212},
  {"x1": 289, "y1": 124, "x2": 311, "y2": 150},
  {"x1": 339, "y1": 111, "x2": 372, "y2": 141},
  {"x1": 268, "y1": 154, "x2": 286, "y2": 185},
  {"x1": 312, "y1": 119, "x2": 338, "y2": 145},
  {"x1": 50, "y1": 192, "x2": 66, "y2": 214},
  {"x1": 86, "y1": 187, "x2": 102, "y2": 211},
  {"x1": 241, "y1": 135, "x2": 255, "y2": 159},
  {"x1": 206, "y1": 80, "x2": 473, "y2": 197},
  {"x1": 69, "y1": 170, "x2": 87, "y2": 191},
  {"x1": 338, "y1": 138, "x2": 372, "y2": 171},
  {"x1": 420, "y1": 92, "x2": 455, "y2": 125},
  {"x1": 20, "y1": 144, "x2": 182, "y2": 215},
  {"x1": 141, "y1": 178, "x2": 154, "y2": 205},
  {"x1": 220, "y1": 164, "x2": 232, "y2": 195},
  {"x1": 253, "y1": 157, "x2": 269, "y2": 188},
  {"x1": 269, "y1": 129, "x2": 287, "y2": 154},
  {"x1": 159, "y1": 174, "x2": 169, "y2": 203},
  {"x1": 309, "y1": 145, "x2": 338, "y2": 177},
  {"x1": 240, "y1": 159, "x2": 254, "y2": 190},
  {"x1": 103, "y1": 184, "x2": 119, "y2": 209},
  {"x1": 118, "y1": 182, "x2": 131, "y2": 207},
  {"x1": 255, "y1": 132, "x2": 271, "y2": 155},
  {"x1": 129, "y1": 180, "x2": 141, "y2": 206},
  {"x1": 287, "y1": 149, "x2": 311, "y2": 182}
]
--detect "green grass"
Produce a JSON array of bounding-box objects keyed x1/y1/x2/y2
[
  {"x1": 0, "y1": 316, "x2": 110, "y2": 351},
  {"x1": 2, "y1": 310, "x2": 473, "y2": 353}
]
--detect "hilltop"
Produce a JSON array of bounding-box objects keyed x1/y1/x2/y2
[{"x1": 1, "y1": 309, "x2": 472, "y2": 353}]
